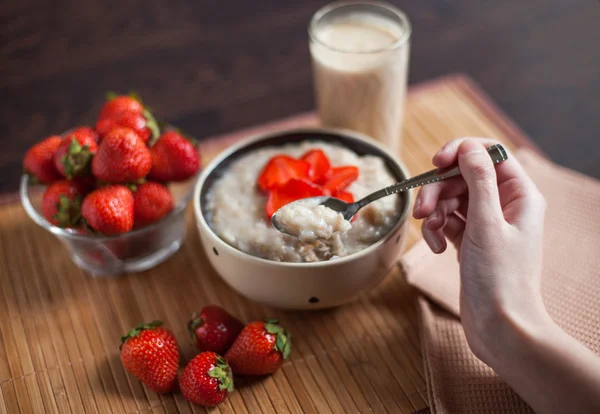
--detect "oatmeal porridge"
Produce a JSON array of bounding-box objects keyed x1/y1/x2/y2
[
  {"x1": 274, "y1": 198, "x2": 352, "y2": 242},
  {"x1": 205, "y1": 141, "x2": 401, "y2": 262}
]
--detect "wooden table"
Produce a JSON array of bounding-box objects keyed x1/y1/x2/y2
[
  {"x1": 0, "y1": 0, "x2": 599, "y2": 194},
  {"x1": 0, "y1": 75, "x2": 540, "y2": 413}
]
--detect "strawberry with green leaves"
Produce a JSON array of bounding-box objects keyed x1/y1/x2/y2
[
  {"x1": 42, "y1": 179, "x2": 90, "y2": 227},
  {"x1": 96, "y1": 93, "x2": 159, "y2": 143},
  {"x1": 82, "y1": 185, "x2": 134, "y2": 235},
  {"x1": 23, "y1": 136, "x2": 63, "y2": 184},
  {"x1": 149, "y1": 131, "x2": 201, "y2": 182},
  {"x1": 225, "y1": 319, "x2": 291, "y2": 375},
  {"x1": 187, "y1": 305, "x2": 244, "y2": 355},
  {"x1": 54, "y1": 127, "x2": 98, "y2": 179},
  {"x1": 96, "y1": 110, "x2": 159, "y2": 144},
  {"x1": 180, "y1": 352, "x2": 234, "y2": 406},
  {"x1": 99, "y1": 93, "x2": 144, "y2": 120},
  {"x1": 120, "y1": 320, "x2": 179, "y2": 394}
]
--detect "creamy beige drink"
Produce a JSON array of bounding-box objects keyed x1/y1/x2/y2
[{"x1": 309, "y1": 3, "x2": 411, "y2": 154}]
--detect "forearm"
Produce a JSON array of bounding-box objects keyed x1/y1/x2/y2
[{"x1": 488, "y1": 311, "x2": 600, "y2": 414}]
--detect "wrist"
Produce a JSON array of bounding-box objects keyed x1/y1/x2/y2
[{"x1": 483, "y1": 301, "x2": 557, "y2": 371}]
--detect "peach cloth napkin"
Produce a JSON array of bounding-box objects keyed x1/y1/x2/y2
[{"x1": 401, "y1": 148, "x2": 600, "y2": 413}]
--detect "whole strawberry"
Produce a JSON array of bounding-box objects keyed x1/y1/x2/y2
[
  {"x1": 96, "y1": 110, "x2": 157, "y2": 143},
  {"x1": 99, "y1": 94, "x2": 144, "y2": 120},
  {"x1": 120, "y1": 320, "x2": 179, "y2": 394},
  {"x1": 42, "y1": 179, "x2": 90, "y2": 227},
  {"x1": 82, "y1": 185, "x2": 134, "y2": 235},
  {"x1": 149, "y1": 131, "x2": 201, "y2": 182},
  {"x1": 180, "y1": 352, "x2": 233, "y2": 406},
  {"x1": 54, "y1": 127, "x2": 98, "y2": 179},
  {"x1": 23, "y1": 136, "x2": 63, "y2": 184},
  {"x1": 187, "y1": 305, "x2": 244, "y2": 355},
  {"x1": 225, "y1": 319, "x2": 291, "y2": 376},
  {"x1": 133, "y1": 182, "x2": 174, "y2": 228},
  {"x1": 92, "y1": 127, "x2": 151, "y2": 183},
  {"x1": 97, "y1": 93, "x2": 159, "y2": 143}
]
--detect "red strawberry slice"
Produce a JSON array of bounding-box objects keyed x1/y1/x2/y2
[
  {"x1": 300, "y1": 149, "x2": 331, "y2": 183},
  {"x1": 332, "y1": 190, "x2": 354, "y2": 204},
  {"x1": 323, "y1": 166, "x2": 359, "y2": 193},
  {"x1": 258, "y1": 155, "x2": 310, "y2": 192},
  {"x1": 265, "y1": 179, "x2": 324, "y2": 219}
]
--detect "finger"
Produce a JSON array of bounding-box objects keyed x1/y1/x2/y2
[
  {"x1": 422, "y1": 220, "x2": 447, "y2": 254},
  {"x1": 425, "y1": 196, "x2": 468, "y2": 231},
  {"x1": 457, "y1": 140, "x2": 504, "y2": 223},
  {"x1": 443, "y1": 214, "x2": 466, "y2": 256},
  {"x1": 433, "y1": 137, "x2": 499, "y2": 167},
  {"x1": 498, "y1": 173, "x2": 547, "y2": 228},
  {"x1": 434, "y1": 137, "x2": 531, "y2": 187},
  {"x1": 413, "y1": 177, "x2": 467, "y2": 219}
]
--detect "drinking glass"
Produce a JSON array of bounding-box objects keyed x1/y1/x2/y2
[{"x1": 309, "y1": 1, "x2": 411, "y2": 154}]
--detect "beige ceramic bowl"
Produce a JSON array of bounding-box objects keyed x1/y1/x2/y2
[{"x1": 193, "y1": 128, "x2": 411, "y2": 310}]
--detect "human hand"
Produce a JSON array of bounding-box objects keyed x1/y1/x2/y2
[{"x1": 412, "y1": 138, "x2": 549, "y2": 366}]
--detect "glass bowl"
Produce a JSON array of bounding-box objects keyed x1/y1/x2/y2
[{"x1": 20, "y1": 173, "x2": 199, "y2": 276}]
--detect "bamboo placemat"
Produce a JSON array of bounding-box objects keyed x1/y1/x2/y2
[{"x1": 0, "y1": 74, "x2": 539, "y2": 414}]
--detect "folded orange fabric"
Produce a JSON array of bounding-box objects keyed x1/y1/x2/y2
[{"x1": 401, "y1": 148, "x2": 600, "y2": 413}]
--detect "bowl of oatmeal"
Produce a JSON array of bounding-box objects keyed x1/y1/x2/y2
[{"x1": 193, "y1": 128, "x2": 411, "y2": 309}]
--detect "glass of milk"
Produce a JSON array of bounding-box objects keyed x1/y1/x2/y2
[{"x1": 309, "y1": 2, "x2": 411, "y2": 154}]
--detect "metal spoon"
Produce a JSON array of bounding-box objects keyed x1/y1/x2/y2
[{"x1": 272, "y1": 144, "x2": 508, "y2": 236}]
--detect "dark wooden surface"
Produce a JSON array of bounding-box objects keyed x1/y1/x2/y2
[{"x1": 1, "y1": 0, "x2": 599, "y2": 194}]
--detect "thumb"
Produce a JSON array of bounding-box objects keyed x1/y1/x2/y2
[{"x1": 457, "y1": 140, "x2": 503, "y2": 223}]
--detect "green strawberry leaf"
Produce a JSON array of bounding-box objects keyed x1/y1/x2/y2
[
  {"x1": 119, "y1": 320, "x2": 163, "y2": 350},
  {"x1": 209, "y1": 356, "x2": 234, "y2": 392},
  {"x1": 265, "y1": 319, "x2": 281, "y2": 334},
  {"x1": 128, "y1": 91, "x2": 142, "y2": 104},
  {"x1": 283, "y1": 341, "x2": 291, "y2": 360},
  {"x1": 52, "y1": 194, "x2": 83, "y2": 228},
  {"x1": 105, "y1": 91, "x2": 118, "y2": 101},
  {"x1": 143, "y1": 109, "x2": 161, "y2": 146},
  {"x1": 187, "y1": 312, "x2": 204, "y2": 341},
  {"x1": 105, "y1": 91, "x2": 142, "y2": 103},
  {"x1": 264, "y1": 319, "x2": 292, "y2": 360},
  {"x1": 62, "y1": 137, "x2": 93, "y2": 179}
]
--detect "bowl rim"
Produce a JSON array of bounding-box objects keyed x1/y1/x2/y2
[
  {"x1": 20, "y1": 171, "x2": 200, "y2": 242},
  {"x1": 193, "y1": 126, "x2": 412, "y2": 268}
]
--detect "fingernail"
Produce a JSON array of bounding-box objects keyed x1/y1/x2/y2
[
  {"x1": 425, "y1": 212, "x2": 438, "y2": 229},
  {"x1": 412, "y1": 198, "x2": 421, "y2": 215},
  {"x1": 424, "y1": 230, "x2": 443, "y2": 253},
  {"x1": 459, "y1": 140, "x2": 485, "y2": 155},
  {"x1": 434, "y1": 146, "x2": 446, "y2": 159}
]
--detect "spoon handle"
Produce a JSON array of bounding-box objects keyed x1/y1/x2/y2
[{"x1": 356, "y1": 144, "x2": 508, "y2": 208}]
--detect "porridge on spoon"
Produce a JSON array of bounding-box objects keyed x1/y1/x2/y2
[{"x1": 273, "y1": 197, "x2": 352, "y2": 242}]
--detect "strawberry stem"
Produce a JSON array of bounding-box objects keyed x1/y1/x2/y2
[
  {"x1": 53, "y1": 194, "x2": 82, "y2": 228},
  {"x1": 264, "y1": 319, "x2": 292, "y2": 360},
  {"x1": 187, "y1": 312, "x2": 204, "y2": 341},
  {"x1": 208, "y1": 356, "x2": 234, "y2": 392},
  {"x1": 105, "y1": 91, "x2": 118, "y2": 101},
  {"x1": 120, "y1": 320, "x2": 163, "y2": 349},
  {"x1": 144, "y1": 109, "x2": 160, "y2": 146},
  {"x1": 62, "y1": 138, "x2": 93, "y2": 179}
]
